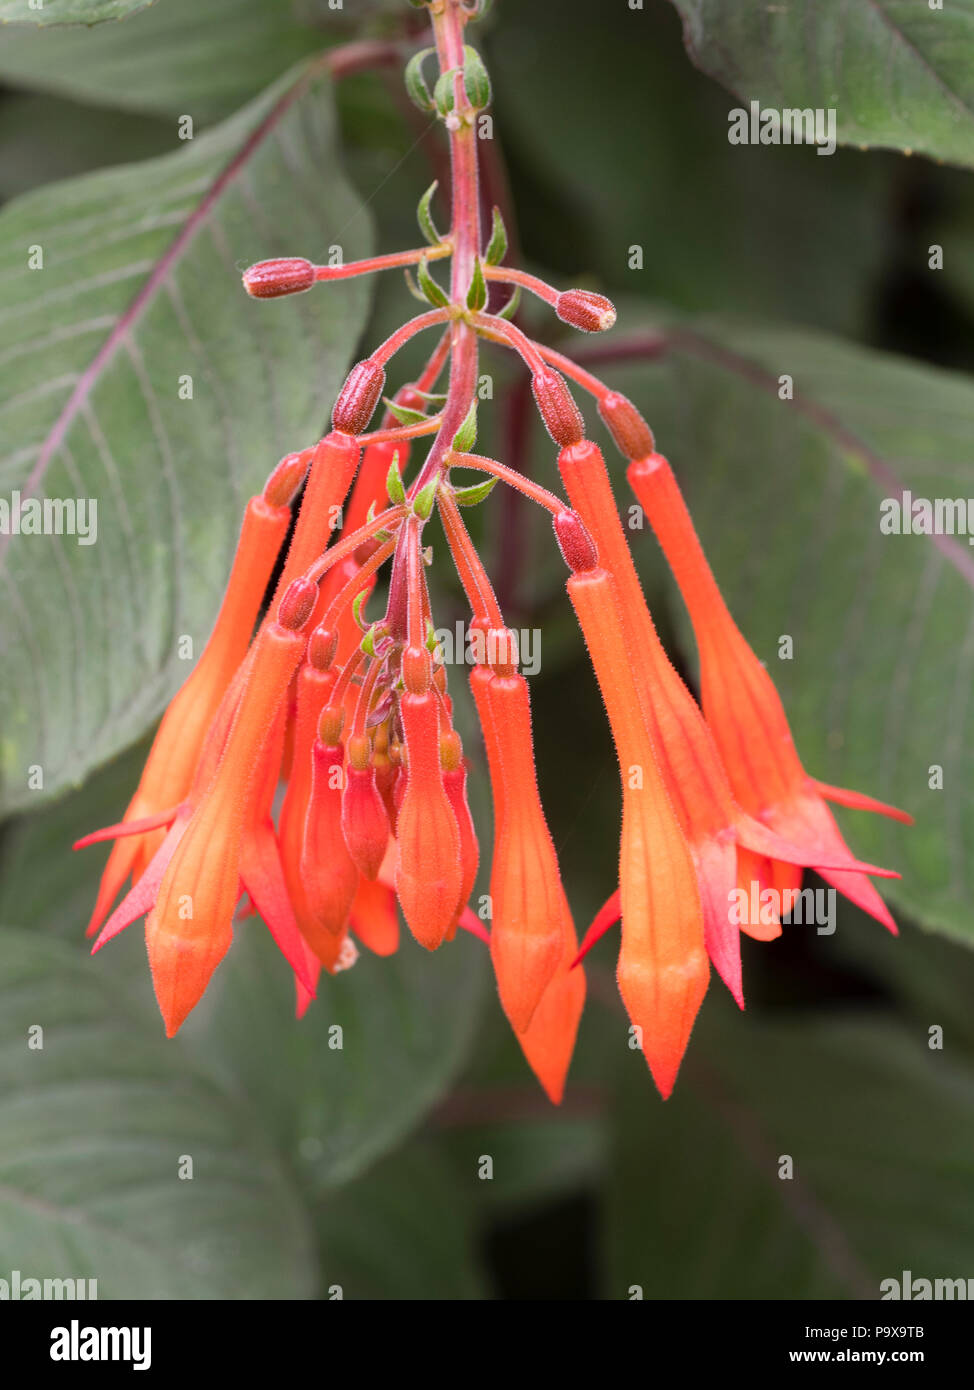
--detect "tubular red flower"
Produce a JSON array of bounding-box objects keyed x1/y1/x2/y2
[
  {"x1": 470, "y1": 666, "x2": 568, "y2": 1035},
  {"x1": 146, "y1": 618, "x2": 307, "y2": 1036},
  {"x1": 394, "y1": 690, "x2": 463, "y2": 950},
  {"x1": 81, "y1": 486, "x2": 293, "y2": 936},
  {"x1": 568, "y1": 565, "x2": 708, "y2": 1098},
  {"x1": 559, "y1": 440, "x2": 894, "y2": 1003},
  {"x1": 341, "y1": 745, "x2": 391, "y2": 881},
  {"x1": 440, "y1": 728, "x2": 479, "y2": 941},
  {"x1": 301, "y1": 736, "x2": 359, "y2": 950},
  {"x1": 628, "y1": 452, "x2": 910, "y2": 933}
]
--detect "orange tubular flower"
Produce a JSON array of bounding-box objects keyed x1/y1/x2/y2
[
  {"x1": 301, "y1": 728, "x2": 359, "y2": 951},
  {"x1": 567, "y1": 561, "x2": 708, "y2": 1099},
  {"x1": 82, "y1": 461, "x2": 304, "y2": 937},
  {"x1": 394, "y1": 683, "x2": 463, "y2": 950},
  {"x1": 558, "y1": 442, "x2": 894, "y2": 1003},
  {"x1": 146, "y1": 586, "x2": 314, "y2": 1036},
  {"x1": 627, "y1": 451, "x2": 910, "y2": 932},
  {"x1": 440, "y1": 728, "x2": 479, "y2": 941},
  {"x1": 470, "y1": 662, "x2": 571, "y2": 1036}
]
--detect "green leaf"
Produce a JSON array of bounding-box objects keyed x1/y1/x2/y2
[
  {"x1": 466, "y1": 256, "x2": 487, "y2": 312},
  {"x1": 404, "y1": 46, "x2": 436, "y2": 113},
  {"x1": 382, "y1": 397, "x2": 429, "y2": 427},
  {"x1": 452, "y1": 477, "x2": 497, "y2": 508},
  {"x1": 462, "y1": 45, "x2": 491, "y2": 111},
  {"x1": 416, "y1": 178, "x2": 443, "y2": 246},
  {"x1": 0, "y1": 66, "x2": 373, "y2": 815},
  {"x1": 487, "y1": 0, "x2": 894, "y2": 336},
  {"x1": 668, "y1": 0, "x2": 974, "y2": 167},
  {"x1": 483, "y1": 205, "x2": 507, "y2": 266},
  {"x1": 386, "y1": 450, "x2": 406, "y2": 504},
  {"x1": 605, "y1": 1010, "x2": 974, "y2": 1299},
  {"x1": 0, "y1": 0, "x2": 338, "y2": 122},
  {"x1": 433, "y1": 66, "x2": 460, "y2": 118},
  {"x1": 184, "y1": 927, "x2": 487, "y2": 1193},
  {"x1": 0, "y1": 93, "x2": 173, "y2": 204},
  {"x1": 315, "y1": 1140, "x2": 489, "y2": 1299},
  {"x1": 413, "y1": 476, "x2": 438, "y2": 520},
  {"x1": 0, "y1": 0, "x2": 153, "y2": 23},
  {"x1": 0, "y1": 926, "x2": 316, "y2": 1298},
  {"x1": 598, "y1": 312, "x2": 974, "y2": 945},
  {"x1": 451, "y1": 400, "x2": 478, "y2": 454},
  {"x1": 417, "y1": 252, "x2": 450, "y2": 307}
]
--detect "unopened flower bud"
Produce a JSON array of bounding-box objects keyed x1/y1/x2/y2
[
  {"x1": 555, "y1": 288, "x2": 617, "y2": 334},
  {"x1": 277, "y1": 576, "x2": 318, "y2": 630},
  {"x1": 333, "y1": 358, "x2": 386, "y2": 435},
  {"x1": 598, "y1": 390, "x2": 655, "y2": 461},
  {"x1": 263, "y1": 450, "x2": 310, "y2": 508},
  {"x1": 532, "y1": 368, "x2": 584, "y2": 446},
  {"x1": 243, "y1": 257, "x2": 316, "y2": 299},
  {"x1": 553, "y1": 509, "x2": 598, "y2": 573},
  {"x1": 402, "y1": 644, "x2": 432, "y2": 695},
  {"x1": 309, "y1": 624, "x2": 338, "y2": 671}
]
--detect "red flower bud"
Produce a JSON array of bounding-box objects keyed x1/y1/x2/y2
[
  {"x1": 341, "y1": 764, "x2": 390, "y2": 881},
  {"x1": 277, "y1": 576, "x2": 318, "y2": 631},
  {"x1": 332, "y1": 358, "x2": 386, "y2": 435},
  {"x1": 263, "y1": 450, "x2": 311, "y2": 508},
  {"x1": 242, "y1": 257, "x2": 316, "y2": 299},
  {"x1": 308, "y1": 624, "x2": 338, "y2": 671},
  {"x1": 395, "y1": 691, "x2": 463, "y2": 950},
  {"x1": 555, "y1": 288, "x2": 617, "y2": 333},
  {"x1": 598, "y1": 391, "x2": 655, "y2": 461},
  {"x1": 552, "y1": 509, "x2": 598, "y2": 573},
  {"x1": 532, "y1": 368, "x2": 585, "y2": 446},
  {"x1": 301, "y1": 742, "x2": 358, "y2": 951}
]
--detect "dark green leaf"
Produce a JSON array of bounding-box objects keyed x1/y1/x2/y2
[
  {"x1": 417, "y1": 252, "x2": 450, "y2": 306},
  {"x1": 483, "y1": 205, "x2": 507, "y2": 266},
  {"x1": 605, "y1": 1010, "x2": 974, "y2": 1299},
  {"x1": 462, "y1": 44, "x2": 491, "y2": 111},
  {"x1": 404, "y1": 46, "x2": 436, "y2": 112},
  {"x1": 0, "y1": 927, "x2": 316, "y2": 1298},
  {"x1": 416, "y1": 178, "x2": 443, "y2": 245},
  {"x1": 0, "y1": 66, "x2": 373, "y2": 814},
  {"x1": 0, "y1": 0, "x2": 153, "y2": 23},
  {"x1": 669, "y1": 0, "x2": 974, "y2": 168}
]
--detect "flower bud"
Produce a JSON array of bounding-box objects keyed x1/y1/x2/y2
[
  {"x1": 532, "y1": 368, "x2": 584, "y2": 446},
  {"x1": 553, "y1": 509, "x2": 598, "y2": 573},
  {"x1": 332, "y1": 358, "x2": 386, "y2": 435},
  {"x1": 308, "y1": 625, "x2": 338, "y2": 672},
  {"x1": 263, "y1": 450, "x2": 310, "y2": 508},
  {"x1": 402, "y1": 643, "x2": 432, "y2": 695},
  {"x1": 555, "y1": 288, "x2": 616, "y2": 333},
  {"x1": 243, "y1": 257, "x2": 316, "y2": 299},
  {"x1": 598, "y1": 391, "x2": 655, "y2": 461},
  {"x1": 277, "y1": 577, "x2": 318, "y2": 631},
  {"x1": 341, "y1": 765, "x2": 390, "y2": 881}
]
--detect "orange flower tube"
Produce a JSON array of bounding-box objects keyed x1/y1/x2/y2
[
  {"x1": 146, "y1": 598, "x2": 311, "y2": 1036},
  {"x1": 470, "y1": 665, "x2": 569, "y2": 1035},
  {"x1": 628, "y1": 451, "x2": 909, "y2": 931},
  {"x1": 568, "y1": 565, "x2": 708, "y2": 1098},
  {"x1": 395, "y1": 688, "x2": 463, "y2": 950},
  {"x1": 84, "y1": 479, "x2": 298, "y2": 936}
]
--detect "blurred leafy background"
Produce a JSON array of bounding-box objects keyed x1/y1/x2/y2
[{"x1": 1, "y1": 0, "x2": 974, "y2": 1299}]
